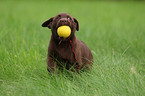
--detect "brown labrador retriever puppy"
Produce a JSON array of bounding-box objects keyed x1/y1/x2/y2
[{"x1": 42, "y1": 13, "x2": 93, "y2": 72}]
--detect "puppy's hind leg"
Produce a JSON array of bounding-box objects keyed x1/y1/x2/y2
[{"x1": 47, "y1": 56, "x2": 58, "y2": 73}]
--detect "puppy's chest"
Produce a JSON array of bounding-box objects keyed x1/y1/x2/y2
[{"x1": 55, "y1": 44, "x2": 73, "y2": 60}]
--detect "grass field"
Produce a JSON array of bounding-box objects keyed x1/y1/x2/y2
[{"x1": 0, "y1": 1, "x2": 145, "y2": 96}]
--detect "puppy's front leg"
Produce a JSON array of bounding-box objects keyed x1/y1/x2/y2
[{"x1": 47, "y1": 56, "x2": 57, "y2": 72}]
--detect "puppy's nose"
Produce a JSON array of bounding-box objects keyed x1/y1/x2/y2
[
  {"x1": 61, "y1": 20, "x2": 67, "y2": 23},
  {"x1": 60, "y1": 18, "x2": 68, "y2": 23}
]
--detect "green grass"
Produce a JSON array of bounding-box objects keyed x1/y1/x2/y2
[{"x1": 0, "y1": 1, "x2": 145, "y2": 96}]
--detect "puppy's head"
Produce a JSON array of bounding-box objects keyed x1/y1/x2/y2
[{"x1": 42, "y1": 13, "x2": 79, "y2": 39}]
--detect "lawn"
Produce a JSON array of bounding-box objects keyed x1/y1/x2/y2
[{"x1": 0, "y1": 1, "x2": 145, "y2": 96}]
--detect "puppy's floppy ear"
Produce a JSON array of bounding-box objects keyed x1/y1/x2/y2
[
  {"x1": 73, "y1": 18, "x2": 79, "y2": 31},
  {"x1": 42, "y1": 17, "x2": 53, "y2": 29}
]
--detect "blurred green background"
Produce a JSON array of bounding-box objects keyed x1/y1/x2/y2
[{"x1": 0, "y1": 0, "x2": 145, "y2": 96}]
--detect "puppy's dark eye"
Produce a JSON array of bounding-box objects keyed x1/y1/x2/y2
[
  {"x1": 56, "y1": 16, "x2": 60, "y2": 20},
  {"x1": 68, "y1": 18, "x2": 71, "y2": 20}
]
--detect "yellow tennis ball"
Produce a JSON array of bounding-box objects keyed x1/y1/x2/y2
[{"x1": 57, "y1": 26, "x2": 71, "y2": 38}]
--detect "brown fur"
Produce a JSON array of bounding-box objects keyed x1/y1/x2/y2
[{"x1": 42, "y1": 13, "x2": 93, "y2": 72}]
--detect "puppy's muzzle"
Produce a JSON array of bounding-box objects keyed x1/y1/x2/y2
[
  {"x1": 57, "y1": 18, "x2": 70, "y2": 27},
  {"x1": 60, "y1": 18, "x2": 68, "y2": 24}
]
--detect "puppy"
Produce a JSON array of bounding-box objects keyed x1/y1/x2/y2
[{"x1": 42, "y1": 13, "x2": 93, "y2": 72}]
